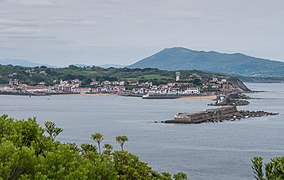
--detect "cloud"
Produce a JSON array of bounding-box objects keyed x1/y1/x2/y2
[
  {"x1": 0, "y1": 19, "x2": 37, "y2": 27},
  {"x1": 12, "y1": 0, "x2": 54, "y2": 6},
  {"x1": 45, "y1": 19, "x2": 98, "y2": 26},
  {"x1": 0, "y1": 17, "x2": 98, "y2": 46},
  {"x1": 0, "y1": 18, "x2": 97, "y2": 28},
  {"x1": 0, "y1": 27, "x2": 37, "y2": 34},
  {"x1": 0, "y1": 0, "x2": 284, "y2": 65}
]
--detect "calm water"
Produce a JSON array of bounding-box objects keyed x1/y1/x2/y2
[{"x1": 0, "y1": 83, "x2": 283, "y2": 180}]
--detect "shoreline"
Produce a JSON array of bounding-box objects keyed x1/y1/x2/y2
[
  {"x1": 52, "y1": 93, "x2": 119, "y2": 97},
  {"x1": 0, "y1": 93, "x2": 215, "y2": 99},
  {"x1": 0, "y1": 93, "x2": 119, "y2": 97},
  {"x1": 181, "y1": 95, "x2": 217, "y2": 100}
]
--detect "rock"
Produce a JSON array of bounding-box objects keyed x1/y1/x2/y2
[{"x1": 164, "y1": 106, "x2": 279, "y2": 124}]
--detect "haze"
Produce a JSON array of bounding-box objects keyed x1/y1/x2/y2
[{"x1": 0, "y1": 0, "x2": 284, "y2": 66}]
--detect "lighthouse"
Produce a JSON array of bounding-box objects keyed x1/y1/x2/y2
[{"x1": 175, "y1": 72, "x2": 181, "y2": 82}]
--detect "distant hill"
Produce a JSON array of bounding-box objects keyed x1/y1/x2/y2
[
  {"x1": 0, "y1": 59, "x2": 55, "y2": 68},
  {"x1": 73, "y1": 64, "x2": 89, "y2": 67},
  {"x1": 99, "y1": 64, "x2": 126, "y2": 68},
  {"x1": 128, "y1": 47, "x2": 284, "y2": 78},
  {"x1": 72, "y1": 64, "x2": 125, "y2": 68},
  {"x1": 0, "y1": 64, "x2": 250, "y2": 91}
]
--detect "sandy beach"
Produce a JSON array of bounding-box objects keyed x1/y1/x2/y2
[
  {"x1": 52, "y1": 93, "x2": 118, "y2": 97},
  {"x1": 182, "y1": 95, "x2": 217, "y2": 100}
]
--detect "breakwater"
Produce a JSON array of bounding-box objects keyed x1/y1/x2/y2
[{"x1": 164, "y1": 106, "x2": 278, "y2": 124}]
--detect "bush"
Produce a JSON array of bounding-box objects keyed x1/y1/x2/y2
[{"x1": 252, "y1": 156, "x2": 284, "y2": 180}]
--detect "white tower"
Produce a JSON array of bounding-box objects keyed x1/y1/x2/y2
[{"x1": 175, "y1": 72, "x2": 181, "y2": 82}]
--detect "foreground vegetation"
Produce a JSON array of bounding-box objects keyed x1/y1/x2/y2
[
  {"x1": 0, "y1": 115, "x2": 187, "y2": 180},
  {"x1": 252, "y1": 157, "x2": 284, "y2": 180},
  {"x1": 1, "y1": 114, "x2": 283, "y2": 179}
]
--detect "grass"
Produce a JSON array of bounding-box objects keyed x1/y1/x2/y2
[{"x1": 143, "y1": 74, "x2": 173, "y2": 80}]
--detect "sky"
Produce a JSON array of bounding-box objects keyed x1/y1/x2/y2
[{"x1": 0, "y1": 0, "x2": 284, "y2": 66}]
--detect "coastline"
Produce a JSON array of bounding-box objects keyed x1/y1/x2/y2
[
  {"x1": 181, "y1": 95, "x2": 217, "y2": 100},
  {"x1": 50, "y1": 93, "x2": 119, "y2": 97},
  {"x1": 0, "y1": 93, "x2": 215, "y2": 99},
  {"x1": 0, "y1": 93, "x2": 119, "y2": 97}
]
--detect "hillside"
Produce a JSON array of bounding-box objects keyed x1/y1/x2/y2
[
  {"x1": 128, "y1": 47, "x2": 284, "y2": 78},
  {"x1": 99, "y1": 64, "x2": 126, "y2": 68},
  {"x1": 0, "y1": 59, "x2": 55, "y2": 68},
  {"x1": 0, "y1": 65, "x2": 250, "y2": 91}
]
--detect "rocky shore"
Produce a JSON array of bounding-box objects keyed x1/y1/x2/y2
[{"x1": 163, "y1": 106, "x2": 278, "y2": 124}]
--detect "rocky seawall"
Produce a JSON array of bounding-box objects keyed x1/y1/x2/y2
[{"x1": 163, "y1": 106, "x2": 278, "y2": 124}]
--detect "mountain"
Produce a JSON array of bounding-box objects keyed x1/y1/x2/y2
[
  {"x1": 128, "y1": 47, "x2": 284, "y2": 78},
  {"x1": 99, "y1": 64, "x2": 126, "y2": 68},
  {"x1": 0, "y1": 59, "x2": 55, "y2": 68},
  {"x1": 73, "y1": 64, "x2": 89, "y2": 67},
  {"x1": 72, "y1": 64, "x2": 126, "y2": 68}
]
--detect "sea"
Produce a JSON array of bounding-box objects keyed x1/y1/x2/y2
[{"x1": 0, "y1": 83, "x2": 283, "y2": 180}]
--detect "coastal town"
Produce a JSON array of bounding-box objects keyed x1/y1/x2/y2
[{"x1": 0, "y1": 71, "x2": 242, "y2": 97}]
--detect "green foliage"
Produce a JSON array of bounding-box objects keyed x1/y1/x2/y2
[
  {"x1": 91, "y1": 133, "x2": 104, "y2": 154},
  {"x1": 252, "y1": 157, "x2": 265, "y2": 180},
  {"x1": 116, "y1": 135, "x2": 128, "y2": 151},
  {"x1": 252, "y1": 156, "x2": 284, "y2": 180},
  {"x1": 44, "y1": 121, "x2": 63, "y2": 141},
  {"x1": 103, "y1": 143, "x2": 113, "y2": 156},
  {"x1": 112, "y1": 151, "x2": 157, "y2": 179},
  {"x1": 143, "y1": 74, "x2": 172, "y2": 80},
  {"x1": 0, "y1": 141, "x2": 36, "y2": 179},
  {"x1": 81, "y1": 143, "x2": 97, "y2": 154},
  {"x1": 160, "y1": 172, "x2": 173, "y2": 180},
  {"x1": 173, "y1": 172, "x2": 188, "y2": 180},
  {"x1": 0, "y1": 114, "x2": 187, "y2": 179}
]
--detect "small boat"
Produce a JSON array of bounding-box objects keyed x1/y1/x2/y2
[{"x1": 142, "y1": 94, "x2": 150, "y2": 98}]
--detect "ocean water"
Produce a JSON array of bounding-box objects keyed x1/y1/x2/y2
[{"x1": 0, "y1": 83, "x2": 283, "y2": 180}]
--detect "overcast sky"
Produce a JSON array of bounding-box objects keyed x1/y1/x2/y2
[{"x1": 0, "y1": 0, "x2": 284, "y2": 66}]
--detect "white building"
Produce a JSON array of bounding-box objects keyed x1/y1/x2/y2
[
  {"x1": 9, "y1": 79, "x2": 19, "y2": 85},
  {"x1": 184, "y1": 88, "x2": 200, "y2": 94},
  {"x1": 176, "y1": 72, "x2": 181, "y2": 82},
  {"x1": 119, "y1": 81, "x2": 125, "y2": 86}
]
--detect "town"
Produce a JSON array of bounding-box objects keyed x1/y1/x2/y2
[{"x1": 0, "y1": 71, "x2": 242, "y2": 97}]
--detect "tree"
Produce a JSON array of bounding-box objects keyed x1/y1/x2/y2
[
  {"x1": 0, "y1": 141, "x2": 36, "y2": 179},
  {"x1": 44, "y1": 121, "x2": 63, "y2": 141},
  {"x1": 173, "y1": 172, "x2": 188, "y2": 180},
  {"x1": 160, "y1": 172, "x2": 172, "y2": 180},
  {"x1": 80, "y1": 143, "x2": 97, "y2": 154},
  {"x1": 103, "y1": 143, "x2": 113, "y2": 156},
  {"x1": 0, "y1": 115, "x2": 187, "y2": 179},
  {"x1": 68, "y1": 65, "x2": 79, "y2": 70},
  {"x1": 116, "y1": 136, "x2": 128, "y2": 151},
  {"x1": 252, "y1": 156, "x2": 284, "y2": 180},
  {"x1": 91, "y1": 133, "x2": 104, "y2": 154},
  {"x1": 252, "y1": 157, "x2": 265, "y2": 180}
]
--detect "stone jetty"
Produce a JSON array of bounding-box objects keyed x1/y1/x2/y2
[{"x1": 164, "y1": 106, "x2": 278, "y2": 124}]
